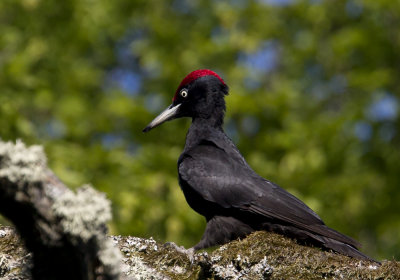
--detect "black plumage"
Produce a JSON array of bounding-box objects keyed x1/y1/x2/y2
[{"x1": 143, "y1": 69, "x2": 376, "y2": 262}]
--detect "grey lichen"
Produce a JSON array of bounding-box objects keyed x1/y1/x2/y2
[
  {"x1": 0, "y1": 140, "x2": 46, "y2": 184},
  {"x1": 52, "y1": 184, "x2": 112, "y2": 242},
  {"x1": 113, "y1": 235, "x2": 167, "y2": 280},
  {"x1": 0, "y1": 139, "x2": 122, "y2": 279},
  {"x1": 122, "y1": 254, "x2": 166, "y2": 280},
  {"x1": 99, "y1": 238, "x2": 123, "y2": 278},
  {"x1": 52, "y1": 184, "x2": 122, "y2": 278},
  {"x1": 208, "y1": 253, "x2": 272, "y2": 280}
]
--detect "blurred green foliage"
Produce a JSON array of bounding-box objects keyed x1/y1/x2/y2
[{"x1": 1, "y1": 0, "x2": 399, "y2": 260}]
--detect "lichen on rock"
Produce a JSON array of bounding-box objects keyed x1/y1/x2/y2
[
  {"x1": 52, "y1": 184, "x2": 122, "y2": 278},
  {"x1": 113, "y1": 235, "x2": 168, "y2": 280},
  {"x1": 52, "y1": 184, "x2": 112, "y2": 242},
  {"x1": 0, "y1": 140, "x2": 46, "y2": 184},
  {"x1": 1, "y1": 225, "x2": 400, "y2": 279},
  {"x1": 0, "y1": 139, "x2": 122, "y2": 279},
  {"x1": 0, "y1": 226, "x2": 31, "y2": 280}
]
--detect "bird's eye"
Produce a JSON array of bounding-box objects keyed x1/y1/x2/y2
[{"x1": 180, "y1": 90, "x2": 188, "y2": 98}]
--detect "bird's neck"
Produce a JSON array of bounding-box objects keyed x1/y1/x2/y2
[
  {"x1": 184, "y1": 117, "x2": 224, "y2": 151},
  {"x1": 193, "y1": 114, "x2": 224, "y2": 129}
]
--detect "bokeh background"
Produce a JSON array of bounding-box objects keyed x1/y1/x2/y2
[{"x1": 1, "y1": 0, "x2": 399, "y2": 261}]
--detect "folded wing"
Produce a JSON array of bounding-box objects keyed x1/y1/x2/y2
[{"x1": 179, "y1": 141, "x2": 360, "y2": 248}]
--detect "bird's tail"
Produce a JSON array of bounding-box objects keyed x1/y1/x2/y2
[
  {"x1": 299, "y1": 224, "x2": 380, "y2": 263},
  {"x1": 263, "y1": 223, "x2": 380, "y2": 263},
  {"x1": 320, "y1": 236, "x2": 380, "y2": 263}
]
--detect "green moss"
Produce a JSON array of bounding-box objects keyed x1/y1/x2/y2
[
  {"x1": 206, "y1": 231, "x2": 399, "y2": 280},
  {"x1": 114, "y1": 231, "x2": 400, "y2": 280},
  {"x1": 2, "y1": 225, "x2": 399, "y2": 279},
  {"x1": 113, "y1": 235, "x2": 174, "y2": 279},
  {"x1": 0, "y1": 226, "x2": 31, "y2": 279}
]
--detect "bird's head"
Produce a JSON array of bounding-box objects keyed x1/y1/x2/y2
[{"x1": 143, "y1": 69, "x2": 228, "y2": 132}]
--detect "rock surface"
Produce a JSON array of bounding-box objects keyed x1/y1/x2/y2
[{"x1": 1, "y1": 226, "x2": 400, "y2": 279}]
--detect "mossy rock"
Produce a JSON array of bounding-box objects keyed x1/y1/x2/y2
[
  {"x1": 1, "y1": 226, "x2": 399, "y2": 279},
  {"x1": 114, "y1": 230, "x2": 399, "y2": 279}
]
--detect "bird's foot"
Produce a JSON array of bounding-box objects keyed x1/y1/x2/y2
[{"x1": 163, "y1": 242, "x2": 195, "y2": 263}]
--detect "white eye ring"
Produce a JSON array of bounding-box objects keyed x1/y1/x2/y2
[{"x1": 180, "y1": 90, "x2": 188, "y2": 98}]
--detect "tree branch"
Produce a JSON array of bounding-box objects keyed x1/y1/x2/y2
[
  {"x1": 0, "y1": 140, "x2": 399, "y2": 280},
  {"x1": 0, "y1": 140, "x2": 120, "y2": 280}
]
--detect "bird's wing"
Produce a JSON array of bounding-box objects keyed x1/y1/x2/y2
[{"x1": 179, "y1": 140, "x2": 359, "y2": 247}]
